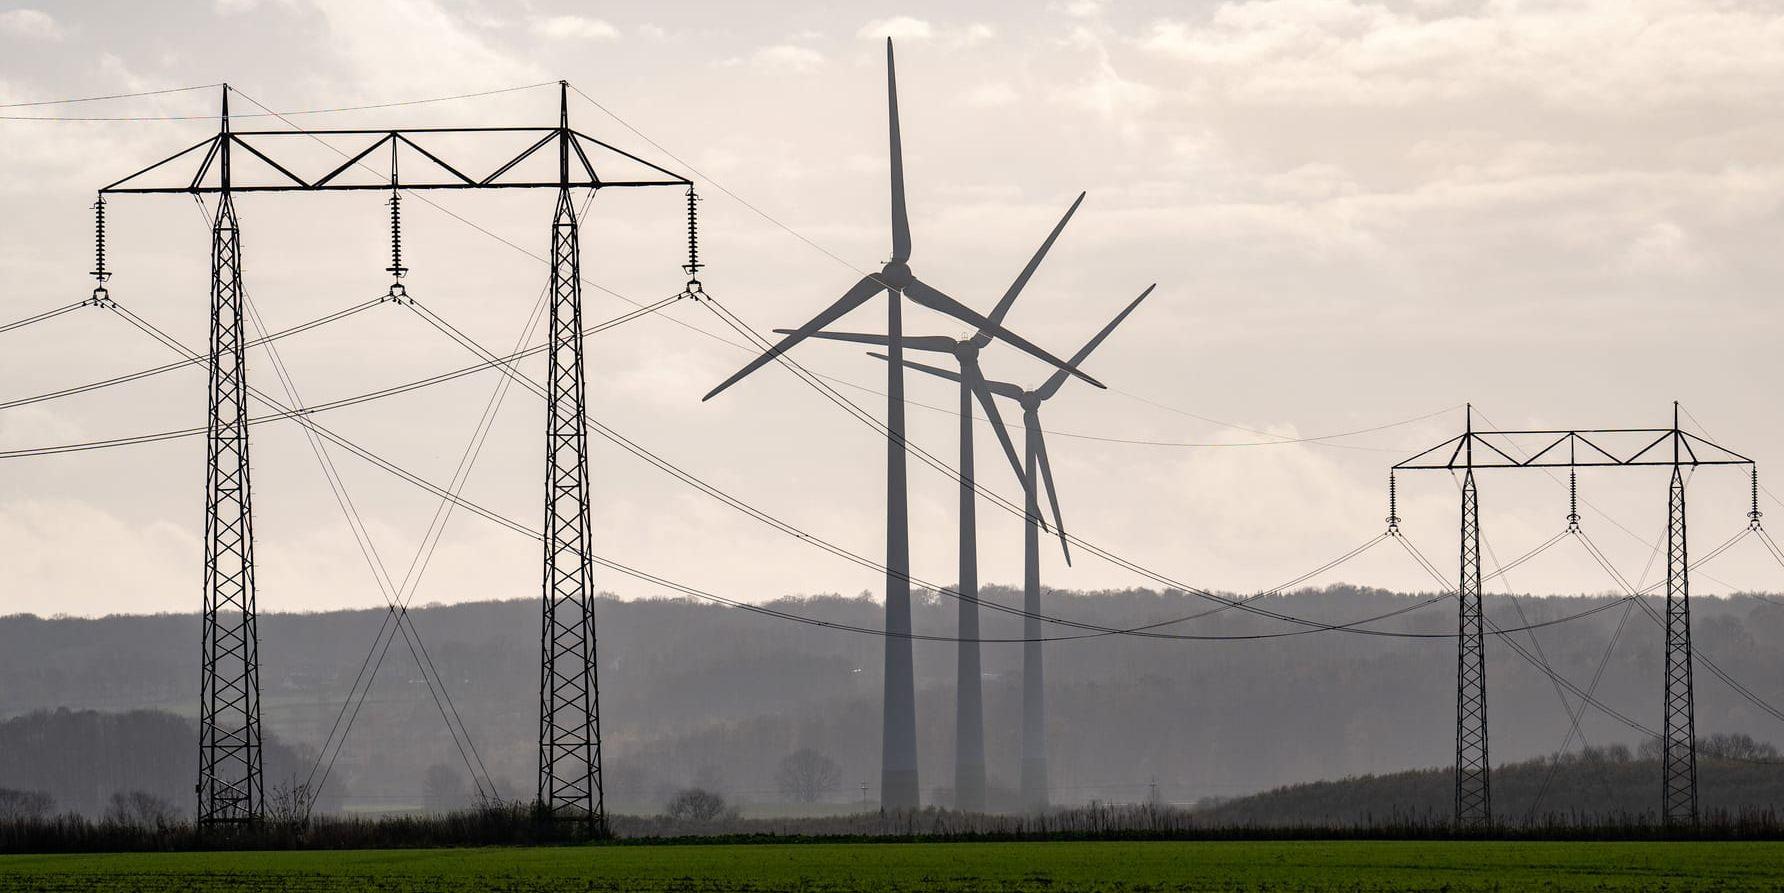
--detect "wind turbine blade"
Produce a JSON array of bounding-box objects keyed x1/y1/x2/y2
[
  {"x1": 967, "y1": 362, "x2": 1024, "y2": 482},
  {"x1": 972, "y1": 192, "x2": 1085, "y2": 348},
  {"x1": 703, "y1": 276, "x2": 884, "y2": 401},
  {"x1": 866, "y1": 351, "x2": 964, "y2": 385},
  {"x1": 776, "y1": 329, "x2": 956, "y2": 353},
  {"x1": 775, "y1": 329, "x2": 890, "y2": 346},
  {"x1": 1034, "y1": 426, "x2": 1071, "y2": 565},
  {"x1": 1038, "y1": 283, "x2": 1154, "y2": 401},
  {"x1": 904, "y1": 276, "x2": 1103, "y2": 389},
  {"x1": 887, "y1": 38, "x2": 911, "y2": 264}
]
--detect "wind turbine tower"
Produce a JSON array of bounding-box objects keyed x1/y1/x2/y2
[
  {"x1": 888, "y1": 284, "x2": 1153, "y2": 811},
  {"x1": 703, "y1": 39, "x2": 1096, "y2": 810},
  {"x1": 791, "y1": 194, "x2": 1085, "y2": 812}
]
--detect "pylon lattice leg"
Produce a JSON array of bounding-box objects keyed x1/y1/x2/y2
[
  {"x1": 198, "y1": 193, "x2": 263, "y2": 826},
  {"x1": 1663, "y1": 467, "x2": 1698, "y2": 826},
  {"x1": 1455, "y1": 470, "x2": 1490, "y2": 828},
  {"x1": 537, "y1": 188, "x2": 604, "y2": 830}
]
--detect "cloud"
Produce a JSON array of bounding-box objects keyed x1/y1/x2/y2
[
  {"x1": 857, "y1": 17, "x2": 995, "y2": 47},
  {"x1": 0, "y1": 499, "x2": 197, "y2": 617},
  {"x1": 1058, "y1": 27, "x2": 1158, "y2": 129},
  {"x1": 0, "y1": 9, "x2": 62, "y2": 40},
  {"x1": 964, "y1": 81, "x2": 1020, "y2": 107},
  {"x1": 746, "y1": 44, "x2": 825, "y2": 73},
  {"x1": 1619, "y1": 220, "x2": 1702, "y2": 276},
  {"x1": 958, "y1": 23, "x2": 996, "y2": 46},
  {"x1": 309, "y1": 0, "x2": 545, "y2": 95},
  {"x1": 531, "y1": 14, "x2": 619, "y2": 41},
  {"x1": 213, "y1": 0, "x2": 279, "y2": 14},
  {"x1": 858, "y1": 16, "x2": 933, "y2": 41},
  {"x1": 1063, "y1": 0, "x2": 1106, "y2": 19},
  {"x1": 1137, "y1": 0, "x2": 1784, "y2": 109}
]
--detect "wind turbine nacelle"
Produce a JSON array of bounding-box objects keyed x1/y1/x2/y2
[{"x1": 880, "y1": 260, "x2": 914, "y2": 288}]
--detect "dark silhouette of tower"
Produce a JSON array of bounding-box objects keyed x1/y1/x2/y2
[
  {"x1": 197, "y1": 87, "x2": 263, "y2": 827},
  {"x1": 887, "y1": 284, "x2": 1153, "y2": 812},
  {"x1": 706, "y1": 40, "x2": 1092, "y2": 811},
  {"x1": 790, "y1": 195, "x2": 1086, "y2": 812}
]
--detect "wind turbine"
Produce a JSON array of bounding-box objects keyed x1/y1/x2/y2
[
  {"x1": 782, "y1": 193, "x2": 1086, "y2": 813},
  {"x1": 881, "y1": 283, "x2": 1154, "y2": 812},
  {"x1": 702, "y1": 38, "x2": 1100, "y2": 812}
]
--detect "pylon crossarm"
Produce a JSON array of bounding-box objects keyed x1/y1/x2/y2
[
  {"x1": 102, "y1": 126, "x2": 689, "y2": 195},
  {"x1": 1397, "y1": 428, "x2": 1755, "y2": 471}
]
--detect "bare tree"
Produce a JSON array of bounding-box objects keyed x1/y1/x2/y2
[
  {"x1": 104, "y1": 790, "x2": 176, "y2": 827},
  {"x1": 664, "y1": 788, "x2": 735, "y2": 822},
  {"x1": 423, "y1": 764, "x2": 470, "y2": 813},
  {"x1": 776, "y1": 748, "x2": 842, "y2": 803},
  {"x1": 0, "y1": 789, "x2": 53, "y2": 821},
  {"x1": 1701, "y1": 733, "x2": 1779, "y2": 762},
  {"x1": 266, "y1": 774, "x2": 314, "y2": 828}
]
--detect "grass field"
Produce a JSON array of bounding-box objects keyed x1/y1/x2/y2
[{"x1": 4, "y1": 840, "x2": 1784, "y2": 891}]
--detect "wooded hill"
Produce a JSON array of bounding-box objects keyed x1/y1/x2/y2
[
  {"x1": 3, "y1": 585, "x2": 1783, "y2": 815},
  {"x1": 1198, "y1": 739, "x2": 1784, "y2": 826}
]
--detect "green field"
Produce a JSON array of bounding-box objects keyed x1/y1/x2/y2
[{"x1": 4, "y1": 840, "x2": 1783, "y2": 891}]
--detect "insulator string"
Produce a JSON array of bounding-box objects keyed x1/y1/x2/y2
[
  {"x1": 385, "y1": 145, "x2": 408, "y2": 301},
  {"x1": 89, "y1": 195, "x2": 112, "y2": 306},
  {"x1": 1751, "y1": 467, "x2": 1764, "y2": 530},
  {"x1": 1385, "y1": 471, "x2": 1400, "y2": 535},
  {"x1": 1567, "y1": 469, "x2": 1580, "y2": 532},
  {"x1": 682, "y1": 186, "x2": 703, "y2": 296}
]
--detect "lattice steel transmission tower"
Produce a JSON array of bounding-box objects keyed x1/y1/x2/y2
[
  {"x1": 1395, "y1": 402, "x2": 1753, "y2": 827},
  {"x1": 1455, "y1": 465, "x2": 1490, "y2": 827},
  {"x1": 537, "y1": 98, "x2": 603, "y2": 826},
  {"x1": 1662, "y1": 420, "x2": 1699, "y2": 826},
  {"x1": 197, "y1": 92, "x2": 264, "y2": 825},
  {"x1": 98, "y1": 83, "x2": 687, "y2": 829}
]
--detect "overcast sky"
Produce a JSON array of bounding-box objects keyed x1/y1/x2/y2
[{"x1": 4, "y1": 0, "x2": 1784, "y2": 619}]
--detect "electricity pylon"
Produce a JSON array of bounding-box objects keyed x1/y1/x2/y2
[
  {"x1": 196, "y1": 90, "x2": 262, "y2": 826},
  {"x1": 1394, "y1": 402, "x2": 1753, "y2": 827},
  {"x1": 98, "y1": 82, "x2": 687, "y2": 829}
]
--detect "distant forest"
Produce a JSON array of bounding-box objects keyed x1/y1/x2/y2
[
  {"x1": 0, "y1": 709, "x2": 332, "y2": 818},
  {"x1": 1200, "y1": 739, "x2": 1784, "y2": 825},
  {"x1": 3, "y1": 585, "x2": 1783, "y2": 816}
]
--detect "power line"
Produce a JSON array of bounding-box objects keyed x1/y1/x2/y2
[
  {"x1": 0, "y1": 82, "x2": 221, "y2": 108},
  {"x1": 26, "y1": 289, "x2": 1654, "y2": 656},
  {"x1": 349, "y1": 305, "x2": 1651, "y2": 640},
  {"x1": 0, "y1": 82, "x2": 556, "y2": 121},
  {"x1": 3, "y1": 306, "x2": 1706, "y2": 646},
  {"x1": 0, "y1": 298, "x2": 91, "y2": 336},
  {"x1": 0, "y1": 294, "x2": 385, "y2": 412},
  {"x1": 411, "y1": 290, "x2": 1469, "y2": 641},
  {"x1": 57, "y1": 288, "x2": 1603, "y2": 645},
  {"x1": 0, "y1": 293, "x2": 681, "y2": 459}
]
